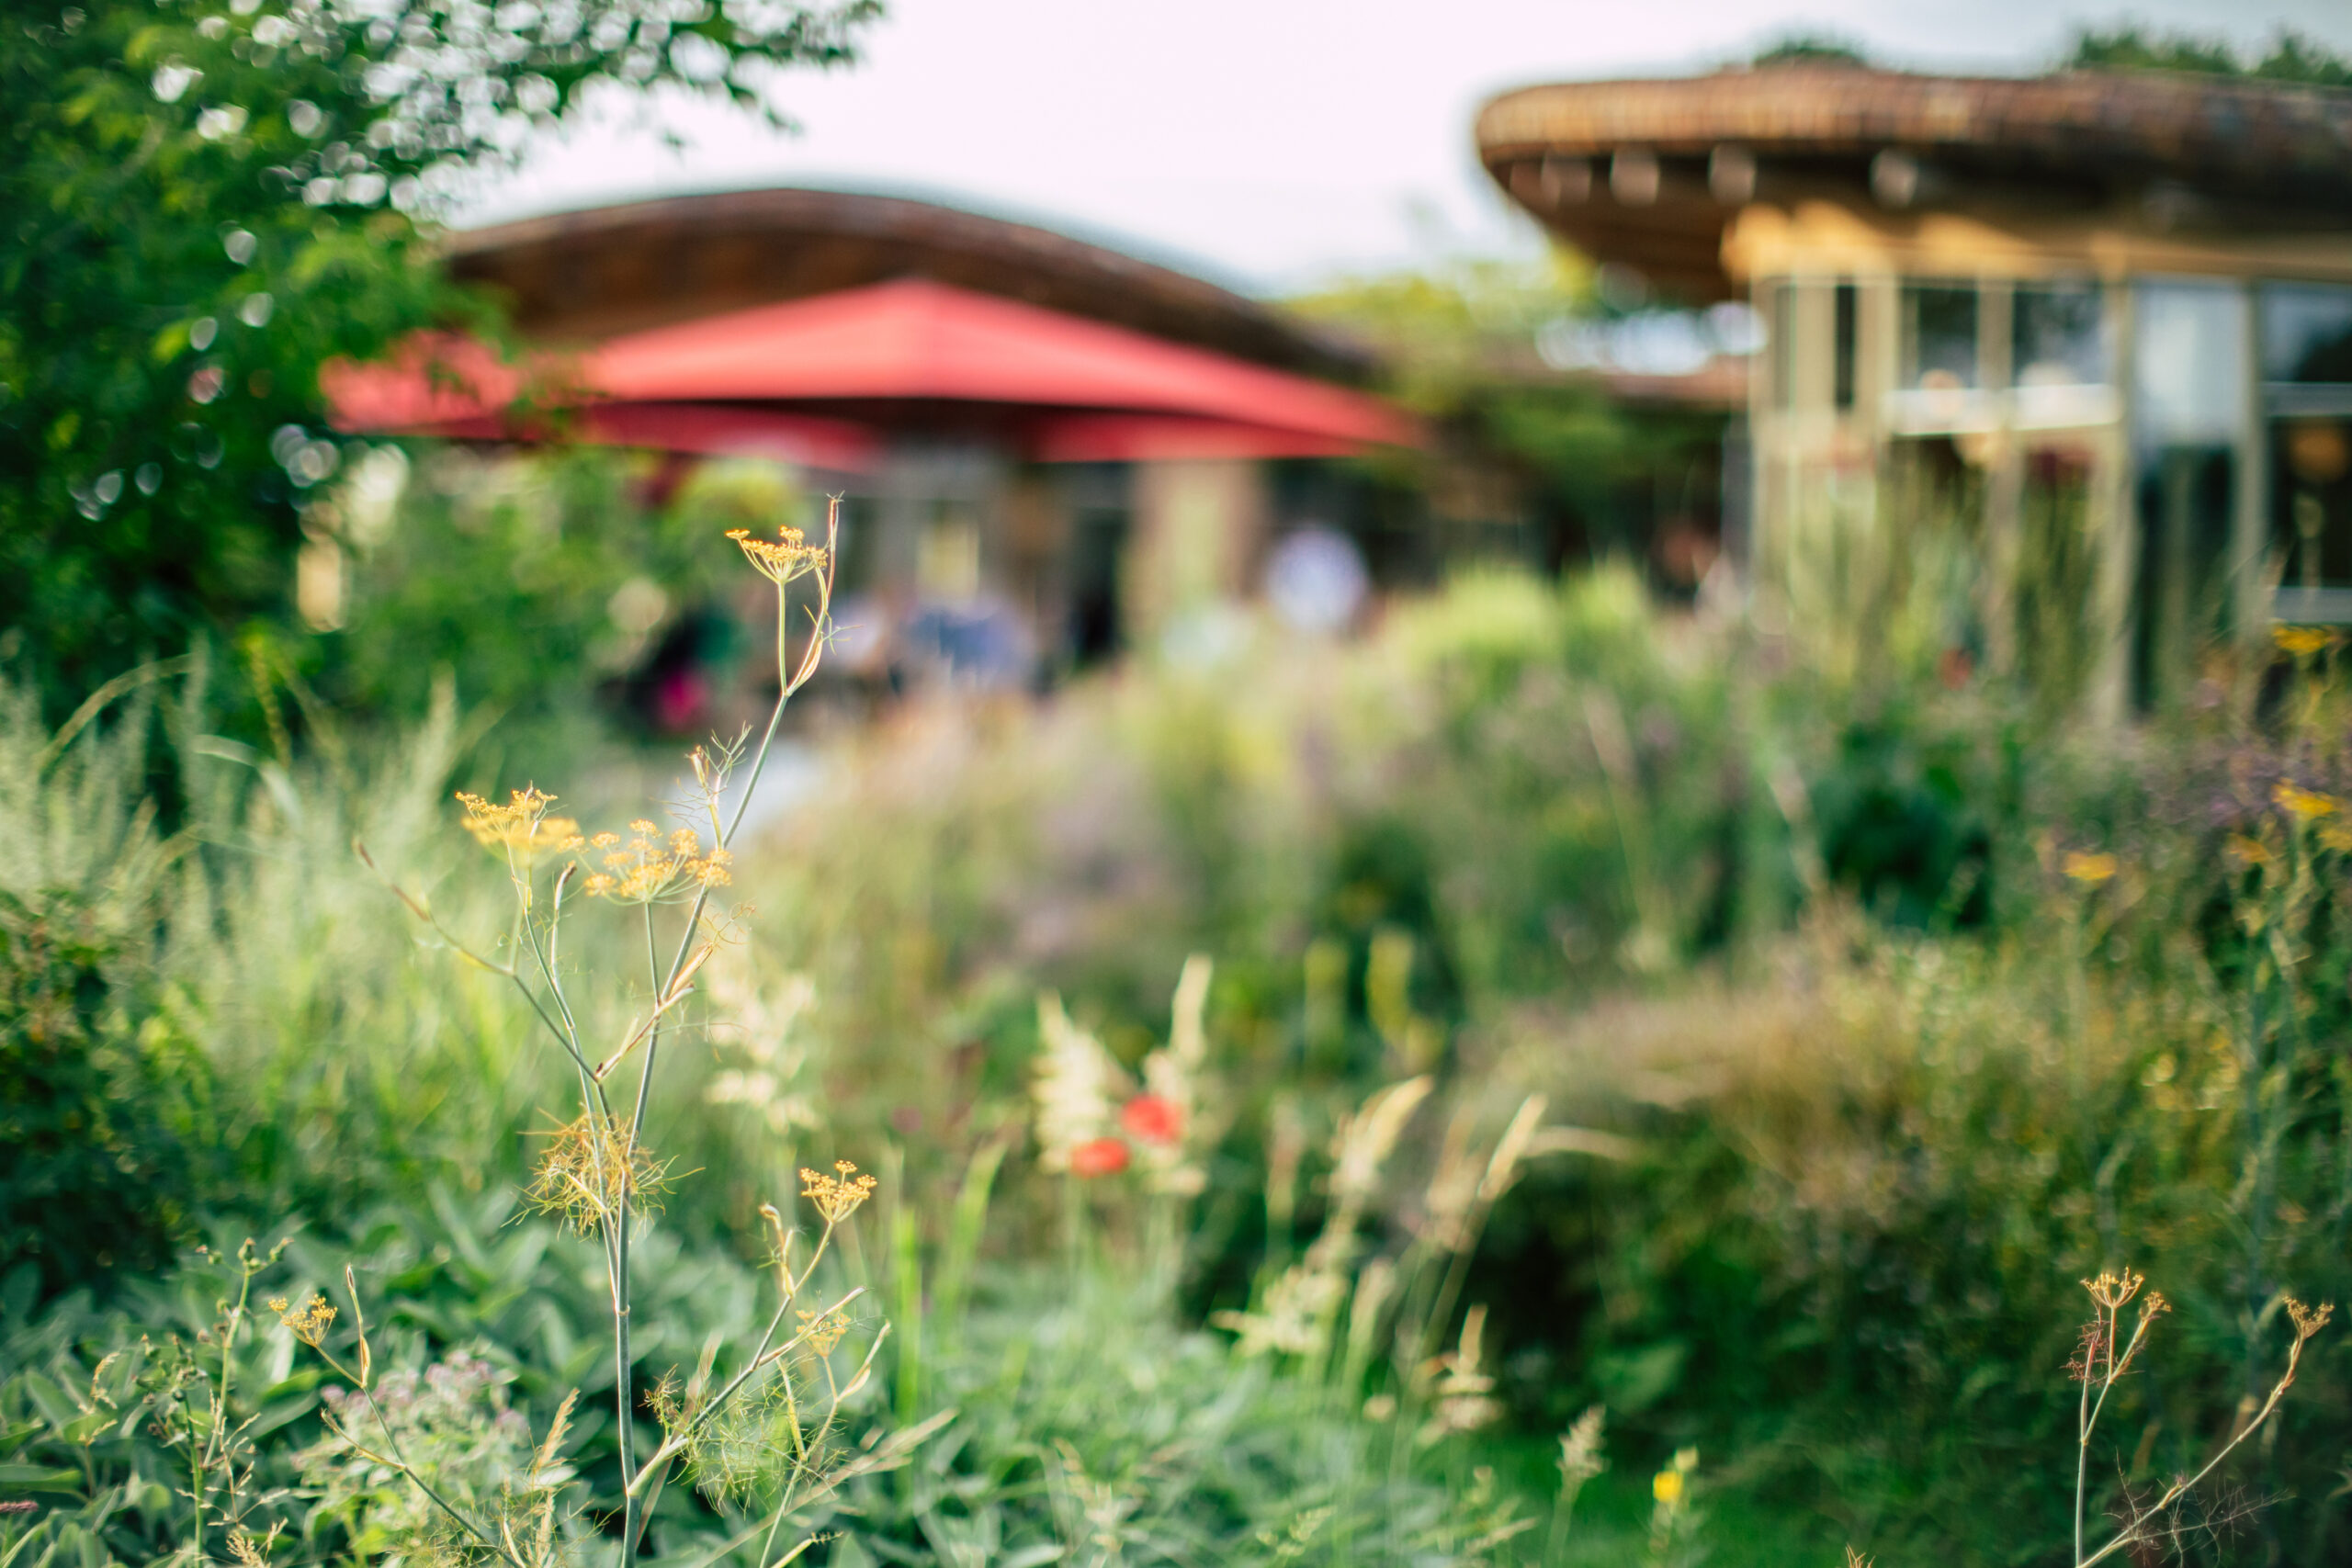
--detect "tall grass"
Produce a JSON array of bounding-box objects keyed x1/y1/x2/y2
[{"x1": 5, "y1": 557, "x2": 2348, "y2": 1563}]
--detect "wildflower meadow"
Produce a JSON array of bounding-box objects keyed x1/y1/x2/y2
[{"x1": 5, "y1": 490, "x2": 2350, "y2": 1567}]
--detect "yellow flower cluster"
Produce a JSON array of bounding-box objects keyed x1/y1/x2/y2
[
  {"x1": 1650, "y1": 1446, "x2": 1698, "y2": 1506},
  {"x1": 2273, "y1": 781, "x2": 2340, "y2": 821},
  {"x1": 456, "y1": 788, "x2": 581, "y2": 864},
  {"x1": 2274, "y1": 625, "x2": 2335, "y2": 659},
  {"x1": 269, "y1": 1293, "x2": 337, "y2": 1348},
  {"x1": 726, "y1": 524, "x2": 830, "y2": 585},
  {"x1": 2062, "y1": 851, "x2": 2119, "y2": 885},
  {"x1": 579, "y1": 820, "x2": 733, "y2": 903},
  {"x1": 798, "y1": 1159, "x2": 878, "y2": 1224}
]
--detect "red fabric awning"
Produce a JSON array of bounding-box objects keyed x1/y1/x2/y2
[{"x1": 326, "y1": 278, "x2": 1414, "y2": 464}]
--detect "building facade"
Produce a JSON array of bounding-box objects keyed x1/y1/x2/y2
[
  {"x1": 340, "y1": 188, "x2": 1410, "y2": 687},
  {"x1": 1479, "y1": 64, "x2": 2352, "y2": 714}
]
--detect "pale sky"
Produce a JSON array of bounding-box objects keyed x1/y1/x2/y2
[{"x1": 459, "y1": 0, "x2": 2352, "y2": 295}]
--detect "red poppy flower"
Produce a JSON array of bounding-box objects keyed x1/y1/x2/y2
[
  {"x1": 1069, "y1": 1135, "x2": 1131, "y2": 1178},
  {"x1": 1120, "y1": 1093, "x2": 1183, "y2": 1147}
]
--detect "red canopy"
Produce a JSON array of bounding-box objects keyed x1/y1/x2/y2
[{"x1": 328, "y1": 278, "x2": 1414, "y2": 468}]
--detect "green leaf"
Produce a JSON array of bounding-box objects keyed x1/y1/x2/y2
[{"x1": 0, "y1": 1463, "x2": 83, "y2": 1493}]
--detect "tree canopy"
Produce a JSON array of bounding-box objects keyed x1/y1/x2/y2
[
  {"x1": 2064, "y1": 26, "x2": 2352, "y2": 86},
  {"x1": 1, "y1": 0, "x2": 879, "y2": 711}
]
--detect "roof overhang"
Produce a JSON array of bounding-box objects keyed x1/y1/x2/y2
[{"x1": 1476, "y1": 66, "x2": 2352, "y2": 298}]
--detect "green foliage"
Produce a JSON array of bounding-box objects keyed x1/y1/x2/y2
[
  {"x1": 1748, "y1": 35, "x2": 1870, "y2": 68},
  {"x1": 7, "y1": 569, "x2": 2352, "y2": 1563},
  {"x1": 0, "y1": 0, "x2": 877, "y2": 715},
  {"x1": 2064, "y1": 26, "x2": 2352, "y2": 85},
  {"x1": 0, "y1": 887, "x2": 197, "y2": 1296},
  {"x1": 0, "y1": 677, "x2": 208, "y2": 1299},
  {"x1": 328, "y1": 446, "x2": 786, "y2": 745},
  {"x1": 0, "y1": 1192, "x2": 1528, "y2": 1566},
  {"x1": 820, "y1": 1274, "x2": 1497, "y2": 1567},
  {"x1": 1288, "y1": 259, "x2": 1727, "y2": 563}
]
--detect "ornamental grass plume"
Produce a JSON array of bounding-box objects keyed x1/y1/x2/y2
[
  {"x1": 1416, "y1": 1304, "x2": 1502, "y2": 1447},
  {"x1": 1031, "y1": 993, "x2": 1131, "y2": 1175},
  {"x1": 1214, "y1": 1076, "x2": 1432, "y2": 1365},
  {"x1": 1132, "y1": 953, "x2": 1217, "y2": 1195},
  {"x1": 1544, "y1": 1406, "x2": 1607, "y2": 1563},
  {"x1": 704, "y1": 965, "x2": 823, "y2": 1135}
]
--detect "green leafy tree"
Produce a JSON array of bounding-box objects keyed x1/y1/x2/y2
[
  {"x1": 0, "y1": 0, "x2": 878, "y2": 714},
  {"x1": 1748, "y1": 33, "x2": 1869, "y2": 68},
  {"x1": 1292, "y1": 254, "x2": 1733, "y2": 570},
  {"x1": 2066, "y1": 26, "x2": 2352, "y2": 86}
]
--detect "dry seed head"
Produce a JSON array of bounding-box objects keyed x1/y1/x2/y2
[
  {"x1": 799, "y1": 1160, "x2": 877, "y2": 1224},
  {"x1": 526, "y1": 1112, "x2": 672, "y2": 1234},
  {"x1": 270, "y1": 1294, "x2": 337, "y2": 1348},
  {"x1": 2288, "y1": 1297, "x2": 2334, "y2": 1341},
  {"x1": 227, "y1": 1525, "x2": 279, "y2": 1567},
  {"x1": 727, "y1": 525, "x2": 830, "y2": 585},
  {"x1": 2083, "y1": 1269, "x2": 2145, "y2": 1311},
  {"x1": 797, "y1": 1308, "x2": 852, "y2": 1354},
  {"x1": 649, "y1": 1369, "x2": 703, "y2": 1432}
]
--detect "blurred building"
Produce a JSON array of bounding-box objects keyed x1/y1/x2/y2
[
  {"x1": 1479, "y1": 63, "x2": 2352, "y2": 712},
  {"x1": 334, "y1": 187, "x2": 1412, "y2": 686}
]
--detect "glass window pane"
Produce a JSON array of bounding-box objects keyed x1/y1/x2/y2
[
  {"x1": 2134, "y1": 280, "x2": 2247, "y2": 445},
  {"x1": 2132, "y1": 280, "x2": 2246, "y2": 703},
  {"x1": 2133, "y1": 446, "x2": 2236, "y2": 705},
  {"x1": 2014, "y1": 281, "x2": 2108, "y2": 387},
  {"x1": 1833, "y1": 283, "x2": 1858, "y2": 411},
  {"x1": 2261, "y1": 283, "x2": 2352, "y2": 385},
  {"x1": 2274, "y1": 418, "x2": 2352, "y2": 592},
  {"x1": 1901, "y1": 283, "x2": 1978, "y2": 389}
]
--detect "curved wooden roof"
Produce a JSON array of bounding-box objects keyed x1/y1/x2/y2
[
  {"x1": 448, "y1": 186, "x2": 1373, "y2": 380},
  {"x1": 1476, "y1": 66, "x2": 2352, "y2": 298}
]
